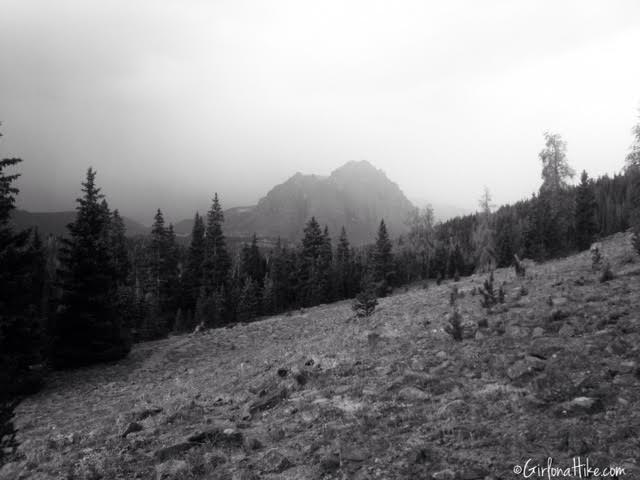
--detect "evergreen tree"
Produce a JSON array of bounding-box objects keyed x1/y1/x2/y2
[
  {"x1": 0, "y1": 152, "x2": 46, "y2": 397},
  {"x1": 405, "y1": 206, "x2": 435, "y2": 279},
  {"x1": 240, "y1": 234, "x2": 266, "y2": 285},
  {"x1": 575, "y1": 170, "x2": 598, "y2": 251},
  {"x1": 201, "y1": 193, "x2": 231, "y2": 324},
  {"x1": 180, "y1": 212, "x2": 205, "y2": 319},
  {"x1": 237, "y1": 277, "x2": 260, "y2": 322},
  {"x1": 538, "y1": 132, "x2": 576, "y2": 256},
  {"x1": 335, "y1": 227, "x2": 353, "y2": 299},
  {"x1": 53, "y1": 168, "x2": 131, "y2": 368},
  {"x1": 299, "y1": 217, "x2": 324, "y2": 306},
  {"x1": 372, "y1": 219, "x2": 393, "y2": 295},
  {"x1": 626, "y1": 114, "x2": 640, "y2": 255},
  {"x1": 109, "y1": 209, "x2": 129, "y2": 286},
  {"x1": 352, "y1": 273, "x2": 378, "y2": 318},
  {"x1": 473, "y1": 187, "x2": 496, "y2": 272},
  {"x1": 202, "y1": 193, "x2": 231, "y2": 295},
  {"x1": 315, "y1": 225, "x2": 333, "y2": 302},
  {"x1": 261, "y1": 275, "x2": 276, "y2": 315}
]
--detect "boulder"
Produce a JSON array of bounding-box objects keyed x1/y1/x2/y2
[
  {"x1": 258, "y1": 449, "x2": 293, "y2": 473},
  {"x1": 398, "y1": 386, "x2": 430, "y2": 402},
  {"x1": 155, "y1": 459, "x2": 188, "y2": 479},
  {"x1": 121, "y1": 422, "x2": 143, "y2": 438},
  {"x1": 153, "y1": 442, "x2": 196, "y2": 461}
]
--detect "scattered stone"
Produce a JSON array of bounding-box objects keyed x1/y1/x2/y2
[
  {"x1": 258, "y1": 449, "x2": 292, "y2": 473},
  {"x1": 203, "y1": 451, "x2": 227, "y2": 469},
  {"x1": 432, "y1": 468, "x2": 456, "y2": 480},
  {"x1": 532, "y1": 327, "x2": 545, "y2": 337},
  {"x1": 121, "y1": 422, "x2": 143, "y2": 438},
  {"x1": 187, "y1": 427, "x2": 243, "y2": 448},
  {"x1": 550, "y1": 308, "x2": 570, "y2": 321},
  {"x1": 248, "y1": 387, "x2": 289, "y2": 416},
  {"x1": 618, "y1": 360, "x2": 638, "y2": 374},
  {"x1": 551, "y1": 297, "x2": 568, "y2": 306},
  {"x1": 558, "y1": 324, "x2": 576, "y2": 337},
  {"x1": 398, "y1": 386, "x2": 430, "y2": 401},
  {"x1": 319, "y1": 452, "x2": 340, "y2": 473},
  {"x1": 555, "y1": 397, "x2": 603, "y2": 417},
  {"x1": 507, "y1": 356, "x2": 545, "y2": 381},
  {"x1": 244, "y1": 436, "x2": 264, "y2": 451},
  {"x1": 153, "y1": 442, "x2": 196, "y2": 461},
  {"x1": 135, "y1": 407, "x2": 163, "y2": 421},
  {"x1": 155, "y1": 459, "x2": 188, "y2": 479}
]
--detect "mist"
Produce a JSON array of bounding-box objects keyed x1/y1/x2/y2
[{"x1": 1, "y1": 0, "x2": 640, "y2": 224}]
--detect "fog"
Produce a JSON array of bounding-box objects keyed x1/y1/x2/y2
[{"x1": 1, "y1": 0, "x2": 639, "y2": 223}]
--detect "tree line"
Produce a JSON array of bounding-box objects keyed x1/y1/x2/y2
[{"x1": 2, "y1": 118, "x2": 640, "y2": 399}]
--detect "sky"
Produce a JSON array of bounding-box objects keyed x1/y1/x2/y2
[{"x1": 1, "y1": 0, "x2": 640, "y2": 224}]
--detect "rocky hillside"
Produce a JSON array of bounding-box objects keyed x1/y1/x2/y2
[
  {"x1": 177, "y1": 160, "x2": 416, "y2": 245},
  {"x1": 2, "y1": 232, "x2": 640, "y2": 479}
]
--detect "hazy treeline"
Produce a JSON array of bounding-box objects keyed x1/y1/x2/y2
[{"x1": 2, "y1": 120, "x2": 640, "y2": 399}]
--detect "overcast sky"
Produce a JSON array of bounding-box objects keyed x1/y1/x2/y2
[{"x1": 1, "y1": 0, "x2": 640, "y2": 223}]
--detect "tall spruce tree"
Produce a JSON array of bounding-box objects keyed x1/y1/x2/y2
[
  {"x1": 538, "y1": 132, "x2": 576, "y2": 256},
  {"x1": 372, "y1": 219, "x2": 393, "y2": 295},
  {"x1": 203, "y1": 193, "x2": 231, "y2": 293},
  {"x1": 180, "y1": 212, "x2": 205, "y2": 319},
  {"x1": 109, "y1": 209, "x2": 129, "y2": 286},
  {"x1": 53, "y1": 168, "x2": 131, "y2": 368},
  {"x1": 299, "y1": 217, "x2": 324, "y2": 306},
  {"x1": 335, "y1": 227, "x2": 353, "y2": 299},
  {"x1": 0, "y1": 151, "x2": 46, "y2": 397},
  {"x1": 626, "y1": 115, "x2": 640, "y2": 255},
  {"x1": 200, "y1": 193, "x2": 231, "y2": 325},
  {"x1": 473, "y1": 187, "x2": 496, "y2": 272},
  {"x1": 575, "y1": 170, "x2": 598, "y2": 251}
]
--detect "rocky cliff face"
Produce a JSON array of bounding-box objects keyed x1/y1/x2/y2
[{"x1": 224, "y1": 160, "x2": 415, "y2": 244}]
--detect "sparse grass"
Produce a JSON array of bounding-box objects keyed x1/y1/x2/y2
[{"x1": 3, "y1": 232, "x2": 640, "y2": 479}]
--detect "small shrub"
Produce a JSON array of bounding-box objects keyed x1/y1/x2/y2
[
  {"x1": 444, "y1": 309, "x2": 463, "y2": 341},
  {"x1": 352, "y1": 285, "x2": 378, "y2": 318},
  {"x1": 513, "y1": 254, "x2": 526, "y2": 278},
  {"x1": 478, "y1": 272, "x2": 497, "y2": 310},
  {"x1": 590, "y1": 243, "x2": 603, "y2": 271},
  {"x1": 449, "y1": 285, "x2": 459, "y2": 306},
  {"x1": 599, "y1": 262, "x2": 615, "y2": 283},
  {"x1": 498, "y1": 284, "x2": 505, "y2": 304},
  {"x1": 519, "y1": 285, "x2": 528, "y2": 297}
]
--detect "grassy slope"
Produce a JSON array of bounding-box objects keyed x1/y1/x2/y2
[{"x1": 2, "y1": 233, "x2": 640, "y2": 479}]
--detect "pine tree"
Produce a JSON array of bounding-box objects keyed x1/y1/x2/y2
[
  {"x1": 299, "y1": 217, "x2": 324, "y2": 306},
  {"x1": 0, "y1": 151, "x2": 46, "y2": 397},
  {"x1": 180, "y1": 213, "x2": 205, "y2": 319},
  {"x1": 109, "y1": 209, "x2": 129, "y2": 286},
  {"x1": 575, "y1": 170, "x2": 598, "y2": 251},
  {"x1": 53, "y1": 168, "x2": 131, "y2": 368},
  {"x1": 372, "y1": 219, "x2": 393, "y2": 295},
  {"x1": 237, "y1": 277, "x2": 260, "y2": 322},
  {"x1": 473, "y1": 187, "x2": 496, "y2": 272},
  {"x1": 626, "y1": 114, "x2": 640, "y2": 255},
  {"x1": 202, "y1": 193, "x2": 231, "y2": 295},
  {"x1": 316, "y1": 225, "x2": 333, "y2": 303},
  {"x1": 335, "y1": 227, "x2": 352, "y2": 299},
  {"x1": 538, "y1": 132, "x2": 576, "y2": 256},
  {"x1": 240, "y1": 234, "x2": 266, "y2": 285},
  {"x1": 352, "y1": 273, "x2": 378, "y2": 318}
]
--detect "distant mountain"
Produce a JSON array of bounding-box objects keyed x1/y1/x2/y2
[
  {"x1": 177, "y1": 160, "x2": 416, "y2": 245},
  {"x1": 10, "y1": 209, "x2": 149, "y2": 237}
]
